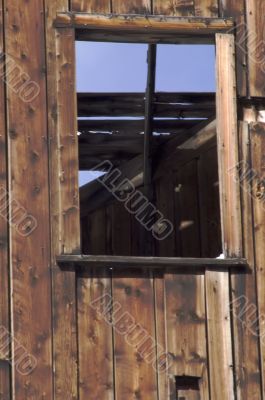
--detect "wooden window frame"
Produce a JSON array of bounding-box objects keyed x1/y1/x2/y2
[{"x1": 54, "y1": 13, "x2": 243, "y2": 263}]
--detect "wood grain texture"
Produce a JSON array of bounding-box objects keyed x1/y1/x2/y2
[
  {"x1": 113, "y1": 272, "x2": 158, "y2": 400},
  {"x1": 194, "y1": 0, "x2": 218, "y2": 17},
  {"x1": 153, "y1": 0, "x2": 195, "y2": 16},
  {"x1": 216, "y1": 33, "x2": 242, "y2": 257},
  {"x1": 46, "y1": 19, "x2": 80, "y2": 398},
  {"x1": 54, "y1": 29, "x2": 80, "y2": 399},
  {"x1": 219, "y1": 0, "x2": 247, "y2": 96},
  {"x1": 251, "y1": 122, "x2": 265, "y2": 398},
  {"x1": 110, "y1": 202, "x2": 158, "y2": 399},
  {"x1": 230, "y1": 122, "x2": 262, "y2": 400},
  {"x1": 204, "y1": 33, "x2": 240, "y2": 400},
  {"x1": 0, "y1": 1, "x2": 10, "y2": 398},
  {"x1": 206, "y1": 271, "x2": 234, "y2": 400},
  {"x1": 164, "y1": 160, "x2": 209, "y2": 399},
  {"x1": 246, "y1": 0, "x2": 265, "y2": 97},
  {"x1": 56, "y1": 13, "x2": 234, "y2": 38},
  {"x1": 5, "y1": 0, "x2": 53, "y2": 397},
  {"x1": 79, "y1": 209, "x2": 114, "y2": 400},
  {"x1": 112, "y1": 0, "x2": 151, "y2": 14},
  {"x1": 71, "y1": 0, "x2": 111, "y2": 12}
]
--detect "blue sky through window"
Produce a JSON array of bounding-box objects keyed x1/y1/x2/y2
[{"x1": 76, "y1": 41, "x2": 216, "y2": 186}]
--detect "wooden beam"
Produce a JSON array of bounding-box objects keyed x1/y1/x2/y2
[
  {"x1": 78, "y1": 118, "x2": 204, "y2": 135},
  {"x1": 144, "y1": 44, "x2": 156, "y2": 192},
  {"x1": 55, "y1": 13, "x2": 234, "y2": 44},
  {"x1": 77, "y1": 92, "x2": 215, "y2": 118},
  {"x1": 57, "y1": 254, "x2": 248, "y2": 271}
]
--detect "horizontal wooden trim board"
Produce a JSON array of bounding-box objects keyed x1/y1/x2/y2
[
  {"x1": 55, "y1": 14, "x2": 234, "y2": 44},
  {"x1": 57, "y1": 255, "x2": 248, "y2": 271}
]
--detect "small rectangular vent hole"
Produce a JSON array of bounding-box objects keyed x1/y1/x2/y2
[{"x1": 175, "y1": 376, "x2": 200, "y2": 399}]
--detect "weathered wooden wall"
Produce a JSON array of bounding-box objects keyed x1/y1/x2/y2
[{"x1": 0, "y1": 0, "x2": 264, "y2": 399}]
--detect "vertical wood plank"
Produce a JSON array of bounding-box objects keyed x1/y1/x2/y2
[
  {"x1": 71, "y1": 0, "x2": 111, "y2": 13},
  {"x1": 111, "y1": 203, "x2": 158, "y2": 399},
  {"x1": 251, "y1": 122, "x2": 265, "y2": 399},
  {"x1": 78, "y1": 208, "x2": 114, "y2": 400},
  {"x1": 215, "y1": 33, "x2": 242, "y2": 257},
  {"x1": 206, "y1": 271, "x2": 234, "y2": 400},
  {"x1": 165, "y1": 271, "x2": 209, "y2": 400},
  {"x1": 78, "y1": 269, "x2": 114, "y2": 400},
  {"x1": 194, "y1": 0, "x2": 218, "y2": 17},
  {"x1": 0, "y1": 0, "x2": 10, "y2": 398},
  {"x1": 54, "y1": 28, "x2": 80, "y2": 400},
  {"x1": 245, "y1": 0, "x2": 265, "y2": 97},
  {"x1": 205, "y1": 33, "x2": 240, "y2": 400},
  {"x1": 219, "y1": 0, "x2": 248, "y2": 96},
  {"x1": 153, "y1": 0, "x2": 195, "y2": 16},
  {"x1": 112, "y1": 0, "x2": 151, "y2": 14},
  {"x1": 155, "y1": 177, "x2": 175, "y2": 399},
  {"x1": 5, "y1": 0, "x2": 53, "y2": 397},
  {"x1": 48, "y1": 23, "x2": 80, "y2": 399},
  {"x1": 231, "y1": 121, "x2": 262, "y2": 400},
  {"x1": 113, "y1": 271, "x2": 158, "y2": 400},
  {"x1": 164, "y1": 160, "x2": 209, "y2": 399}
]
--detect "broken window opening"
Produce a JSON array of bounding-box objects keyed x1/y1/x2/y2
[{"x1": 76, "y1": 40, "x2": 222, "y2": 258}]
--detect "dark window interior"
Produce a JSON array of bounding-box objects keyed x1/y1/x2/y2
[
  {"x1": 76, "y1": 41, "x2": 222, "y2": 258},
  {"x1": 175, "y1": 376, "x2": 200, "y2": 399}
]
